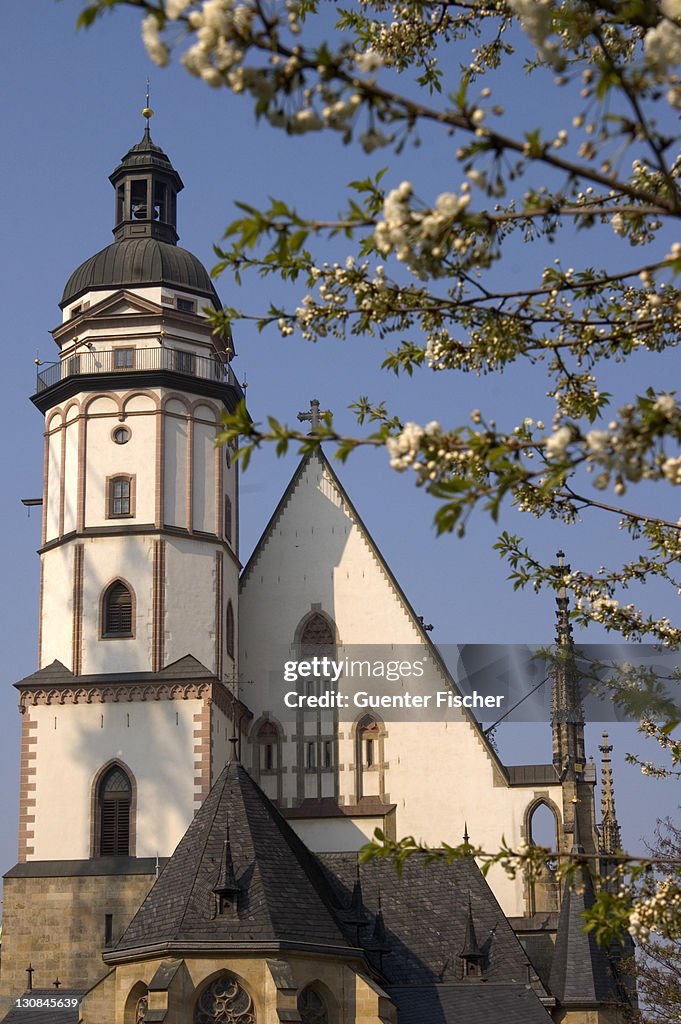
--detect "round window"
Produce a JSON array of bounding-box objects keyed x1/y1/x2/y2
[{"x1": 113, "y1": 426, "x2": 130, "y2": 445}]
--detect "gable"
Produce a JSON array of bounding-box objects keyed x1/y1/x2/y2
[{"x1": 239, "y1": 451, "x2": 507, "y2": 769}]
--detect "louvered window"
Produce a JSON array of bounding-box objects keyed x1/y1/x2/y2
[
  {"x1": 99, "y1": 767, "x2": 131, "y2": 857},
  {"x1": 103, "y1": 581, "x2": 133, "y2": 637}
]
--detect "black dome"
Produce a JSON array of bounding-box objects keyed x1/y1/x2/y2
[{"x1": 60, "y1": 236, "x2": 220, "y2": 309}]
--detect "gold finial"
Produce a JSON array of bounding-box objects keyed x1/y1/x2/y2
[{"x1": 142, "y1": 78, "x2": 154, "y2": 121}]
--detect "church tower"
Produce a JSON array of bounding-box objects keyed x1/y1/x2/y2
[{"x1": 0, "y1": 116, "x2": 245, "y2": 1003}]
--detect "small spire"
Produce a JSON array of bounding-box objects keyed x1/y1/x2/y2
[
  {"x1": 599, "y1": 732, "x2": 622, "y2": 855},
  {"x1": 463, "y1": 822, "x2": 470, "y2": 845},
  {"x1": 459, "y1": 895, "x2": 485, "y2": 977},
  {"x1": 213, "y1": 830, "x2": 240, "y2": 914},
  {"x1": 338, "y1": 860, "x2": 369, "y2": 944},
  {"x1": 53, "y1": 978, "x2": 61, "y2": 989},
  {"x1": 25, "y1": 964, "x2": 34, "y2": 992},
  {"x1": 551, "y1": 549, "x2": 585, "y2": 777}
]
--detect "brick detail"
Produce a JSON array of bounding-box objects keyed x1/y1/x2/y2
[
  {"x1": 18, "y1": 716, "x2": 38, "y2": 862},
  {"x1": 215, "y1": 551, "x2": 223, "y2": 681},
  {"x1": 71, "y1": 544, "x2": 84, "y2": 676},
  {"x1": 152, "y1": 539, "x2": 166, "y2": 673},
  {"x1": 193, "y1": 699, "x2": 213, "y2": 807}
]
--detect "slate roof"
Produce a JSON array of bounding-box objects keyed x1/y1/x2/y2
[
  {"x1": 319, "y1": 853, "x2": 541, "y2": 987},
  {"x1": 1, "y1": 991, "x2": 84, "y2": 1024},
  {"x1": 15, "y1": 655, "x2": 217, "y2": 689},
  {"x1": 109, "y1": 761, "x2": 352, "y2": 958},
  {"x1": 386, "y1": 984, "x2": 551, "y2": 1023},
  {"x1": 549, "y1": 870, "x2": 621, "y2": 1004},
  {"x1": 61, "y1": 237, "x2": 220, "y2": 309}
]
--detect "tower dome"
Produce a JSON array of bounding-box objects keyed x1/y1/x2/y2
[{"x1": 60, "y1": 124, "x2": 220, "y2": 309}]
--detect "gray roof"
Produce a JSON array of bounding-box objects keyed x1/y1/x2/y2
[
  {"x1": 1, "y1": 991, "x2": 84, "y2": 1024},
  {"x1": 110, "y1": 761, "x2": 351, "y2": 957},
  {"x1": 386, "y1": 984, "x2": 552, "y2": 1024},
  {"x1": 319, "y1": 853, "x2": 540, "y2": 987},
  {"x1": 549, "y1": 871, "x2": 621, "y2": 1005},
  {"x1": 60, "y1": 237, "x2": 219, "y2": 309},
  {"x1": 15, "y1": 655, "x2": 217, "y2": 690}
]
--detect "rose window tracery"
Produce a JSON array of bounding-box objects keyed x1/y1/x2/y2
[{"x1": 195, "y1": 975, "x2": 255, "y2": 1024}]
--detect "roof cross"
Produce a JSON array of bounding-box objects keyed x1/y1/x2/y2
[
  {"x1": 26, "y1": 964, "x2": 34, "y2": 991},
  {"x1": 297, "y1": 398, "x2": 330, "y2": 432}
]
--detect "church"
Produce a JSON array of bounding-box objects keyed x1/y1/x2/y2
[{"x1": 0, "y1": 118, "x2": 635, "y2": 1023}]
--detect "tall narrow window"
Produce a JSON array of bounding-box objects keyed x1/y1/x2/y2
[
  {"x1": 258, "y1": 722, "x2": 279, "y2": 772},
  {"x1": 225, "y1": 494, "x2": 232, "y2": 544},
  {"x1": 99, "y1": 766, "x2": 131, "y2": 856},
  {"x1": 226, "y1": 601, "x2": 235, "y2": 659},
  {"x1": 103, "y1": 581, "x2": 133, "y2": 638},
  {"x1": 109, "y1": 476, "x2": 132, "y2": 517}
]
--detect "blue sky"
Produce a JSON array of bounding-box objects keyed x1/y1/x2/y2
[{"x1": 0, "y1": 1, "x2": 678, "y2": 881}]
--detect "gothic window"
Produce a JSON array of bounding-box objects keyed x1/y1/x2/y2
[
  {"x1": 98, "y1": 766, "x2": 132, "y2": 856},
  {"x1": 102, "y1": 581, "x2": 134, "y2": 638},
  {"x1": 258, "y1": 722, "x2": 279, "y2": 772},
  {"x1": 297, "y1": 987, "x2": 328, "y2": 1024},
  {"x1": 356, "y1": 715, "x2": 384, "y2": 801},
  {"x1": 108, "y1": 475, "x2": 134, "y2": 517},
  {"x1": 226, "y1": 601, "x2": 235, "y2": 660},
  {"x1": 359, "y1": 717, "x2": 380, "y2": 768},
  {"x1": 194, "y1": 974, "x2": 255, "y2": 1024},
  {"x1": 299, "y1": 613, "x2": 334, "y2": 655}
]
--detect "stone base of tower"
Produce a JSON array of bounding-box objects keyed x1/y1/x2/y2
[{"x1": 0, "y1": 859, "x2": 161, "y2": 1014}]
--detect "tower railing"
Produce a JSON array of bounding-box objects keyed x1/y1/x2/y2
[{"x1": 35, "y1": 346, "x2": 239, "y2": 393}]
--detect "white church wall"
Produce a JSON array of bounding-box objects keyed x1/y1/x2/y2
[
  {"x1": 164, "y1": 399, "x2": 189, "y2": 528},
  {"x1": 84, "y1": 395, "x2": 157, "y2": 528},
  {"x1": 40, "y1": 545, "x2": 74, "y2": 669},
  {"x1": 164, "y1": 536, "x2": 221, "y2": 672},
  {"x1": 80, "y1": 536, "x2": 154, "y2": 675},
  {"x1": 192, "y1": 404, "x2": 218, "y2": 534},
  {"x1": 63, "y1": 404, "x2": 79, "y2": 535},
  {"x1": 291, "y1": 817, "x2": 384, "y2": 851},
  {"x1": 28, "y1": 700, "x2": 197, "y2": 860},
  {"x1": 45, "y1": 412, "x2": 62, "y2": 543}
]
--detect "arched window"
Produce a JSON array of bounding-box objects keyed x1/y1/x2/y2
[
  {"x1": 358, "y1": 716, "x2": 381, "y2": 768},
  {"x1": 102, "y1": 581, "x2": 133, "y2": 638},
  {"x1": 195, "y1": 974, "x2": 255, "y2": 1024},
  {"x1": 98, "y1": 765, "x2": 132, "y2": 857},
  {"x1": 526, "y1": 799, "x2": 560, "y2": 914},
  {"x1": 299, "y1": 612, "x2": 334, "y2": 654},
  {"x1": 355, "y1": 715, "x2": 385, "y2": 801},
  {"x1": 258, "y1": 721, "x2": 279, "y2": 772},
  {"x1": 298, "y1": 987, "x2": 328, "y2": 1024},
  {"x1": 226, "y1": 601, "x2": 235, "y2": 660}
]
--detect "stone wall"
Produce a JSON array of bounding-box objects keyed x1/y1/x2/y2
[{"x1": 0, "y1": 865, "x2": 156, "y2": 1014}]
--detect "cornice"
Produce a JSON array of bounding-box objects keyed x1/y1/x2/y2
[{"x1": 17, "y1": 679, "x2": 249, "y2": 718}]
